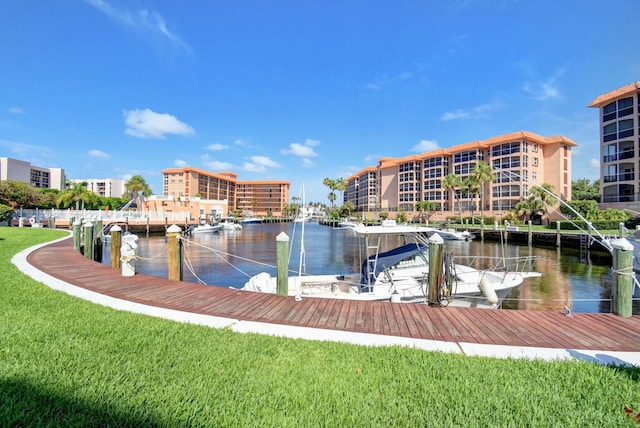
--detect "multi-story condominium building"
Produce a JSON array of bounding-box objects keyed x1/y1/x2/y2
[
  {"x1": 162, "y1": 166, "x2": 290, "y2": 216},
  {"x1": 588, "y1": 81, "x2": 640, "y2": 208},
  {"x1": 0, "y1": 157, "x2": 66, "y2": 190},
  {"x1": 346, "y1": 131, "x2": 576, "y2": 221},
  {"x1": 68, "y1": 178, "x2": 126, "y2": 198}
]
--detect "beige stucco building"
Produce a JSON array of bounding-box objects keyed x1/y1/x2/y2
[
  {"x1": 0, "y1": 157, "x2": 66, "y2": 190},
  {"x1": 588, "y1": 81, "x2": 640, "y2": 210},
  {"x1": 161, "y1": 166, "x2": 290, "y2": 216},
  {"x1": 345, "y1": 131, "x2": 576, "y2": 222}
]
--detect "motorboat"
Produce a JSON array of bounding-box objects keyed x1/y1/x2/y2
[
  {"x1": 338, "y1": 220, "x2": 359, "y2": 228},
  {"x1": 186, "y1": 222, "x2": 222, "y2": 235},
  {"x1": 239, "y1": 216, "x2": 263, "y2": 224},
  {"x1": 221, "y1": 217, "x2": 242, "y2": 231},
  {"x1": 242, "y1": 223, "x2": 540, "y2": 308}
]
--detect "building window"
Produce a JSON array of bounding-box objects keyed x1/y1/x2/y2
[{"x1": 533, "y1": 157, "x2": 539, "y2": 167}]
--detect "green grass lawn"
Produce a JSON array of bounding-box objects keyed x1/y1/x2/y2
[{"x1": 1, "y1": 227, "x2": 639, "y2": 427}]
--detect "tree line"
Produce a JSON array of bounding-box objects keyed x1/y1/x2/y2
[{"x1": 0, "y1": 175, "x2": 152, "y2": 223}]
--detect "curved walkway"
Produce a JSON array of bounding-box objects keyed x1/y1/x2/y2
[{"x1": 13, "y1": 234, "x2": 640, "y2": 367}]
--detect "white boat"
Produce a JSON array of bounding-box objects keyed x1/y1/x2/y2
[
  {"x1": 242, "y1": 224, "x2": 540, "y2": 308},
  {"x1": 338, "y1": 220, "x2": 359, "y2": 228},
  {"x1": 239, "y1": 216, "x2": 263, "y2": 224},
  {"x1": 221, "y1": 217, "x2": 242, "y2": 231},
  {"x1": 424, "y1": 227, "x2": 475, "y2": 241},
  {"x1": 354, "y1": 221, "x2": 474, "y2": 241},
  {"x1": 187, "y1": 222, "x2": 222, "y2": 235}
]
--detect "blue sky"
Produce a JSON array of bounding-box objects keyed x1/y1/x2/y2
[{"x1": 1, "y1": 1, "x2": 638, "y2": 203}]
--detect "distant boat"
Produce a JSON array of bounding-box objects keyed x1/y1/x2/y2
[
  {"x1": 221, "y1": 217, "x2": 242, "y2": 231},
  {"x1": 239, "y1": 216, "x2": 263, "y2": 224},
  {"x1": 186, "y1": 223, "x2": 222, "y2": 235},
  {"x1": 338, "y1": 220, "x2": 359, "y2": 228}
]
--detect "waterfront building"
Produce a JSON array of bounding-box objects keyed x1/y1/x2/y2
[
  {"x1": 588, "y1": 81, "x2": 640, "y2": 209},
  {"x1": 345, "y1": 131, "x2": 576, "y2": 222},
  {"x1": 0, "y1": 157, "x2": 66, "y2": 190},
  {"x1": 162, "y1": 166, "x2": 290, "y2": 216},
  {"x1": 68, "y1": 178, "x2": 126, "y2": 198}
]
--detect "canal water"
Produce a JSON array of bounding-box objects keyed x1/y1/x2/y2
[{"x1": 103, "y1": 221, "x2": 639, "y2": 314}]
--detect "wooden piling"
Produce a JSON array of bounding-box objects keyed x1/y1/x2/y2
[
  {"x1": 94, "y1": 218, "x2": 103, "y2": 262},
  {"x1": 83, "y1": 222, "x2": 94, "y2": 260},
  {"x1": 72, "y1": 220, "x2": 81, "y2": 252},
  {"x1": 528, "y1": 220, "x2": 532, "y2": 246},
  {"x1": 167, "y1": 225, "x2": 183, "y2": 281},
  {"x1": 110, "y1": 225, "x2": 122, "y2": 269},
  {"x1": 427, "y1": 233, "x2": 444, "y2": 305},
  {"x1": 556, "y1": 221, "x2": 561, "y2": 248},
  {"x1": 611, "y1": 238, "x2": 634, "y2": 317},
  {"x1": 276, "y1": 232, "x2": 289, "y2": 297}
]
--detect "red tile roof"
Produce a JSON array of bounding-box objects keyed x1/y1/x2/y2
[{"x1": 588, "y1": 81, "x2": 640, "y2": 108}]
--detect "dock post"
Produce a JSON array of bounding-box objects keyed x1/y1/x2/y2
[
  {"x1": 83, "y1": 222, "x2": 94, "y2": 260},
  {"x1": 146, "y1": 217, "x2": 150, "y2": 238},
  {"x1": 556, "y1": 221, "x2": 561, "y2": 248},
  {"x1": 50, "y1": 216, "x2": 56, "y2": 229},
  {"x1": 94, "y1": 217, "x2": 103, "y2": 262},
  {"x1": 427, "y1": 233, "x2": 445, "y2": 305},
  {"x1": 276, "y1": 232, "x2": 289, "y2": 297},
  {"x1": 73, "y1": 220, "x2": 82, "y2": 252},
  {"x1": 167, "y1": 225, "x2": 183, "y2": 281},
  {"x1": 480, "y1": 219, "x2": 484, "y2": 241},
  {"x1": 619, "y1": 222, "x2": 626, "y2": 238},
  {"x1": 528, "y1": 220, "x2": 532, "y2": 246},
  {"x1": 110, "y1": 225, "x2": 122, "y2": 268},
  {"x1": 611, "y1": 238, "x2": 634, "y2": 317}
]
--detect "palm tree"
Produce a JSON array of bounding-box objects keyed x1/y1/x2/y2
[
  {"x1": 529, "y1": 183, "x2": 557, "y2": 224},
  {"x1": 323, "y1": 178, "x2": 337, "y2": 208},
  {"x1": 515, "y1": 183, "x2": 556, "y2": 224},
  {"x1": 462, "y1": 177, "x2": 480, "y2": 224},
  {"x1": 334, "y1": 177, "x2": 347, "y2": 206},
  {"x1": 471, "y1": 161, "x2": 495, "y2": 223},
  {"x1": 415, "y1": 200, "x2": 437, "y2": 224},
  {"x1": 125, "y1": 175, "x2": 152, "y2": 211},
  {"x1": 55, "y1": 181, "x2": 96, "y2": 210},
  {"x1": 442, "y1": 173, "x2": 463, "y2": 223},
  {"x1": 327, "y1": 191, "x2": 336, "y2": 208}
]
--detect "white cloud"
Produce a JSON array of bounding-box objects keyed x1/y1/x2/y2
[
  {"x1": 88, "y1": 149, "x2": 110, "y2": 158},
  {"x1": 241, "y1": 155, "x2": 279, "y2": 173},
  {"x1": 588, "y1": 158, "x2": 600, "y2": 169},
  {"x1": 242, "y1": 162, "x2": 266, "y2": 173},
  {"x1": 84, "y1": 0, "x2": 190, "y2": 50},
  {"x1": 412, "y1": 139, "x2": 440, "y2": 153},
  {"x1": 440, "y1": 101, "x2": 501, "y2": 121},
  {"x1": 251, "y1": 156, "x2": 279, "y2": 167},
  {"x1": 174, "y1": 159, "x2": 187, "y2": 167},
  {"x1": 366, "y1": 70, "x2": 414, "y2": 90},
  {"x1": 234, "y1": 139, "x2": 251, "y2": 147},
  {"x1": 7, "y1": 107, "x2": 23, "y2": 114},
  {"x1": 523, "y1": 68, "x2": 565, "y2": 101},
  {"x1": 282, "y1": 143, "x2": 318, "y2": 158},
  {"x1": 201, "y1": 153, "x2": 232, "y2": 171},
  {"x1": 282, "y1": 139, "x2": 319, "y2": 166},
  {"x1": 123, "y1": 108, "x2": 195, "y2": 139},
  {"x1": 206, "y1": 143, "x2": 229, "y2": 151}
]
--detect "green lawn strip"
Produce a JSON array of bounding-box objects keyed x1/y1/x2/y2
[{"x1": 1, "y1": 228, "x2": 639, "y2": 426}]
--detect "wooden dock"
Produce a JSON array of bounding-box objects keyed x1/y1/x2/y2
[{"x1": 26, "y1": 237, "x2": 640, "y2": 352}]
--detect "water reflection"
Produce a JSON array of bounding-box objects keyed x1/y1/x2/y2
[{"x1": 102, "y1": 222, "x2": 636, "y2": 314}]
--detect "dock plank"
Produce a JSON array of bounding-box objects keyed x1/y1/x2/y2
[{"x1": 24, "y1": 238, "x2": 640, "y2": 352}]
